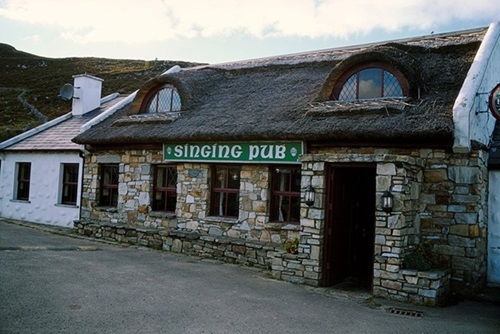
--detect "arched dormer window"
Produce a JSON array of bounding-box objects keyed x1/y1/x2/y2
[
  {"x1": 143, "y1": 84, "x2": 181, "y2": 113},
  {"x1": 332, "y1": 63, "x2": 409, "y2": 101}
]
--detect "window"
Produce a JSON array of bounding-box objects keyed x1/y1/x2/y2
[
  {"x1": 16, "y1": 162, "x2": 31, "y2": 201},
  {"x1": 333, "y1": 65, "x2": 407, "y2": 101},
  {"x1": 270, "y1": 166, "x2": 301, "y2": 223},
  {"x1": 210, "y1": 165, "x2": 240, "y2": 217},
  {"x1": 100, "y1": 164, "x2": 118, "y2": 207},
  {"x1": 153, "y1": 165, "x2": 177, "y2": 212},
  {"x1": 144, "y1": 84, "x2": 181, "y2": 113},
  {"x1": 61, "y1": 163, "x2": 79, "y2": 205}
]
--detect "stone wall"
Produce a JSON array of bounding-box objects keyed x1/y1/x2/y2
[
  {"x1": 298, "y1": 147, "x2": 488, "y2": 301},
  {"x1": 81, "y1": 149, "x2": 175, "y2": 227},
  {"x1": 377, "y1": 268, "x2": 451, "y2": 306},
  {"x1": 418, "y1": 148, "x2": 489, "y2": 296},
  {"x1": 81, "y1": 149, "x2": 301, "y2": 244},
  {"x1": 79, "y1": 145, "x2": 489, "y2": 305},
  {"x1": 176, "y1": 163, "x2": 209, "y2": 223},
  {"x1": 272, "y1": 252, "x2": 321, "y2": 286},
  {"x1": 298, "y1": 153, "x2": 424, "y2": 295},
  {"x1": 373, "y1": 158, "x2": 423, "y2": 301},
  {"x1": 74, "y1": 220, "x2": 284, "y2": 270}
]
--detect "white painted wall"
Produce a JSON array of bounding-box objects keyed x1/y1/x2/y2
[
  {"x1": 0, "y1": 151, "x2": 82, "y2": 227},
  {"x1": 453, "y1": 22, "x2": 500, "y2": 153},
  {"x1": 488, "y1": 171, "x2": 500, "y2": 284},
  {"x1": 453, "y1": 24, "x2": 500, "y2": 284}
]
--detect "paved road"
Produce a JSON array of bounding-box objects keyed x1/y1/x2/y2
[{"x1": 1, "y1": 219, "x2": 499, "y2": 334}]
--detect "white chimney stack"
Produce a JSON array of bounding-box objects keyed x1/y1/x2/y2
[{"x1": 72, "y1": 74, "x2": 103, "y2": 116}]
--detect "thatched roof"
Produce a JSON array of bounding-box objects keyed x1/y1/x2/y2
[{"x1": 73, "y1": 27, "x2": 487, "y2": 148}]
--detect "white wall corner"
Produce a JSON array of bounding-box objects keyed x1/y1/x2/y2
[{"x1": 453, "y1": 22, "x2": 500, "y2": 153}]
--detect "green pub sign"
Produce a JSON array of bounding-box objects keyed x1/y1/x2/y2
[{"x1": 163, "y1": 141, "x2": 304, "y2": 164}]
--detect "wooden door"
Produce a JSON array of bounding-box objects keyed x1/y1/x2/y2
[{"x1": 322, "y1": 165, "x2": 376, "y2": 287}]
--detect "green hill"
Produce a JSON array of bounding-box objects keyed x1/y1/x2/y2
[{"x1": 0, "y1": 43, "x2": 203, "y2": 142}]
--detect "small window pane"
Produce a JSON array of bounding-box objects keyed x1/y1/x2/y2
[
  {"x1": 172, "y1": 92, "x2": 181, "y2": 110},
  {"x1": 384, "y1": 71, "x2": 403, "y2": 97},
  {"x1": 226, "y1": 192, "x2": 239, "y2": 217},
  {"x1": 338, "y1": 75, "x2": 357, "y2": 100},
  {"x1": 272, "y1": 168, "x2": 301, "y2": 192},
  {"x1": 358, "y1": 68, "x2": 382, "y2": 99},
  {"x1": 275, "y1": 195, "x2": 301, "y2": 222},
  {"x1": 167, "y1": 166, "x2": 177, "y2": 187},
  {"x1": 227, "y1": 167, "x2": 240, "y2": 189},
  {"x1": 156, "y1": 168, "x2": 164, "y2": 186}
]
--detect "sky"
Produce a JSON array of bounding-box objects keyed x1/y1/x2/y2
[{"x1": 1, "y1": 0, "x2": 500, "y2": 64}]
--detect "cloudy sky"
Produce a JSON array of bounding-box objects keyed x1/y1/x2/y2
[{"x1": 1, "y1": 0, "x2": 499, "y2": 64}]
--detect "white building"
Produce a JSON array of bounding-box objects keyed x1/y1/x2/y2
[
  {"x1": 0, "y1": 74, "x2": 133, "y2": 227},
  {"x1": 488, "y1": 122, "x2": 500, "y2": 285}
]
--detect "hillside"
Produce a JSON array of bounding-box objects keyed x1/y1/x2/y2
[{"x1": 0, "y1": 43, "x2": 203, "y2": 142}]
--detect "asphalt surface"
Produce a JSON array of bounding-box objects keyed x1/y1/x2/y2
[{"x1": 1, "y1": 218, "x2": 499, "y2": 334}]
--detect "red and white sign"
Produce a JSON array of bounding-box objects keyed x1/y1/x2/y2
[{"x1": 489, "y1": 83, "x2": 500, "y2": 120}]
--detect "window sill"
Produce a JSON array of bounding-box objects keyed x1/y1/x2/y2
[
  {"x1": 94, "y1": 206, "x2": 118, "y2": 213},
  {"x1": 265, "y1": 222, "x2": 300, "y2": 230},
  {"x1": 205, "y1": 216, "x2": 238, "y2": 224},
  {"x1": 305, "y1": 98, "x2": 409, "y2": 117},
  {"x1": 149, "y1": 211, "x2": 176, "y2": 219},
  {"x1": 10, "y1": 199, "x2": 30, "y2": 204},
  {"x1": 55, "y1": 203, "x2": 79, "y2": 209}
]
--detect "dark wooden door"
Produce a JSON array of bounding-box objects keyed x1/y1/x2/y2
[{"x1": 322, "y1": 165, "x2": 376, "y2": 287}]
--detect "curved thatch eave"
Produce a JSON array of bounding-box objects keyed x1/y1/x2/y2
[
  {"x1": 316, "y1": 45, "x2": 422, "y2": 101},
  {"x1": 128, "y1": 71, "x2": 195, "y2": 114}
]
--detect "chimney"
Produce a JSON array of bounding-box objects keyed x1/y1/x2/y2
[{"x1": 71, "y1": 74, "x2": 103, "y2": 116}]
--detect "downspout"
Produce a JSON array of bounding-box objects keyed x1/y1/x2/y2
[{"x1": 77, "y1": 145, "x2": 88, "y2": 225}]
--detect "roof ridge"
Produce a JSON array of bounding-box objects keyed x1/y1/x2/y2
[{"x1": 183, "y1": 26, "x2": 489, "y2": 71}]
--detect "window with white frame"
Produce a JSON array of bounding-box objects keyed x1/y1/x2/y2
[
  {"x1": 61, "y1": 163, "x2": 79, "y2": 205},
  {"x1": 15, "y1": 162, "x2": 31, "y2": 201}
]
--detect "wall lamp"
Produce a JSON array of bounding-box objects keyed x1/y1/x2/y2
[
  {"x1": 304, "y1": 185, "x2": 315, "y2": 207},
  {"x1": 381, "y1": 191, "x2": 393, "y2": 213}
]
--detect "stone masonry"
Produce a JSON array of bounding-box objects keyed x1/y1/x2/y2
[
  {"x1": 74, "y1": 220, "x2": 284, "y2": 269},
  {"x1": 81, "y1": 149, "x2": 300, "y2": 244},
  {"x1": 79, "y1": 145, "x2": 488, "y2": 306}
]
